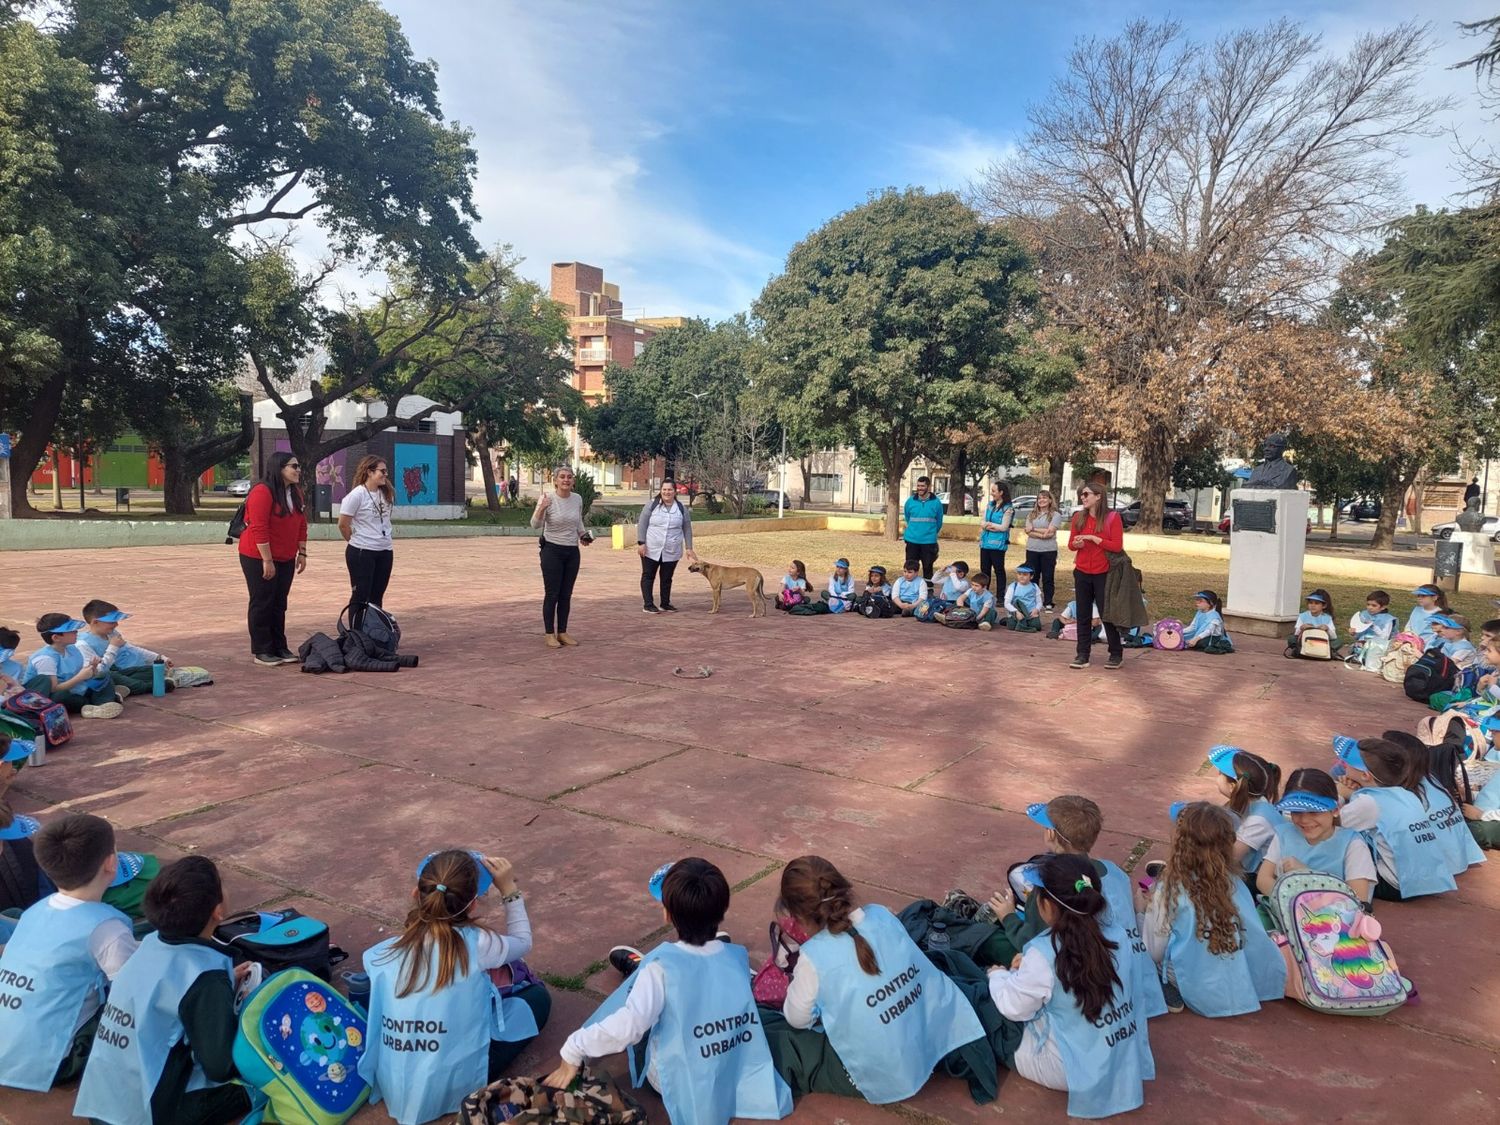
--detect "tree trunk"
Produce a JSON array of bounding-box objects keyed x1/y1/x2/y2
[
  {"x1": 475, "y1": 430, "x2": 502, "y2": 513},
  {"x1": 885, "y1": 475, "x2": 902, "y2": 540},
  {"x1": 1048, "y1": 455, "x2": 1065, "y2": 500},
  {"x1": 1371, "y1": 466, "x2": 1417, "y2": 551},
  {"x1": 1409, "y1": 472, "x2": 1426, "y2": 536},
  {"x1": 948, "y1": 447, "x2": 968, "y2": 516},
  {"x1": 1330, "y1": 503, "x2": 1341, "y2": 541},
  {"x1": 158, "y1": 395, "x2": 255, "y2": 516},
  {"x1": 160, "y1": 445, "x2": 197, "y2": 515},
  {"x1": 1134, "y1": 429, "x2": 1175, "y2": 535},
  {"x1": 799, "y1": 454, "x2": 812, "y2": 503},
  {"x1": 8, "y1": 367, "x2": 69, "y2": 517}
]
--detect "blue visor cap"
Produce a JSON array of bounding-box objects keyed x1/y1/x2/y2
[
  {"x1": 1024, "y1": 802, "x2": 1055, "y2": 830},
  {"x1": 110, "y1": 852, "x2": 146, "y2": 887},
  {"x1": 2, "y1": 738, "x2": 38, "y2": 764},
  {"x1": 416, "y1": 850, "x2": 493, "y2": 896},
  {"x1": 0, "y1": 814, "x2": 40, "y2": 841},
  {"x1": 96, "y1": 611, "x2": 130, "y2": 623},
  {"x1": 1332, "y1": 734, "x2": 1366, "y2": 771},
  {"x1": 834, "y1": 558, "x2": 849, "y2": 570},
  {"x1": 1428, "y1": 614, "x2": 1460, "y2": 630},
  {"x1": 44, "y1": 619, "x2": 88, "y2": 635},
  {"x1": 1413, "y1": 585, "x2": 1441, "y2": 597},
  {"x1": 1206, "y1": 745, "x2": 1243, "y2": 779},
  {"x1": 1277, "y1": 791, "x2": 1339, "y2": 814},
  {"x1": 1016, "y1": 565, "x2": 1035, "y2": 575},
  {"x1": 1194, "y1": 592, "x2": 1214, "y2": 601},
  {"x1": 1169, "y1": 801, "x2": 1191, "y2": 823},
  {"x1": 648, "y1": 861, "x2": 675, "y2": 903}
]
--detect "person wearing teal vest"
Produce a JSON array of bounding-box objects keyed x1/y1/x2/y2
[
  {"x1": 902, "y1": 476, "x2": 945, "y2": 585},
  {"x1": 978, "y1": 481, "x2": 1015, "y2": 592},
  {"x1": 0, "y1": 814, "x2": 135, "y2": 1092},
  {"x1": 361, "y1": 849, "x2": 548, "y2": 1125},
  {"x1": 1255, "y1": 769, "x2": 1376, "y2": 903},
  {"x1": 777, "y1": 855, "x2": 984, "y2": 1104},
  {"x1": 1207, "y1": 745, "x2": 1285, "y2": 878},
  {"x1": 546, "y1": 858, "x2": 791, "y2": 1124},
  {"x1": 1142, "y1": 803, "x2": 1284, "y2": 1018},
  {"x1": 74, "y1": 855, "x2": 252, "y2": 1125},
  {"x1": 1333, "y1": 735, "x2": 1486, "y2": 900},
  {"x1": 986, "y1": 854, "x2": 1154, "y2": 1118},
  {"x1": 23, "y1": 613, "x2": 121, "y2": 718}
]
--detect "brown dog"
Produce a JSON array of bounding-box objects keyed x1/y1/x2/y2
[{"x1": 688, "y1": 560, "x2": 767, "y2": 617}]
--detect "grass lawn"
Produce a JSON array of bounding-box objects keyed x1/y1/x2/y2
[{"x1": 684, "y1": 529, "x2": 1499, "y2": 626}]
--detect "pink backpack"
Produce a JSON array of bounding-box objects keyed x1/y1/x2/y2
[
  {"x1": 750, "y1": 917, "x2": 811, "y2": 1008},
  {"x1": 1152, "y1": 618, "x2": 1186, "y2": 651}
]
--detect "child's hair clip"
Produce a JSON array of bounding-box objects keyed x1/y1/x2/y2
[{"x1": 1074, "y1": 875, "x2": 1094, "y2": 892}]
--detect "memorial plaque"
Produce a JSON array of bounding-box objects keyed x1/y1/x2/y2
[
  {"x1": 1233, "y1": 498, "x2": 1278, "y2": 534},
  {"x1": 1434, "y1": 540, "x2": 1462, "y2": 582}
]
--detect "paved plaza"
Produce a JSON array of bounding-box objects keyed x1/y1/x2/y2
[{"x1": 0, "y1": 536, "x2": 1495, "y2": 1123}]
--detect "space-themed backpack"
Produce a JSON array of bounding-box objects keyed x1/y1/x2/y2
[
  {"x1": 216, "y1": 908, "x2": 337, "y2": 980},
  {"x1": 235, "y1": 968, "x2": 371, "y2": 1125}
]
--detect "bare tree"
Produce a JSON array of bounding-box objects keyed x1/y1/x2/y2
[{"x1": 975, "y1": 19, "x2": 1446, "y2": 532}]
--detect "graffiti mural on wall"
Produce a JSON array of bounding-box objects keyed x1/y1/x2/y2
[
  {"x1": 274, "y1": 441, "x2": 349, "y2": 504},
  {"x1": 393, "y1": 442, "x2": 438, "y2": 505}
]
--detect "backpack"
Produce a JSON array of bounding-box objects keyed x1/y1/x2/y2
[
  {"x1": 787, "y1": 600, "x2": 829, "y2": 616},
  {"x1": 1195, "y1": 635, "x2": 1235, "y2": 655},
  {"x1": 1417, "y1": 711, "x2": 1489, "y2": 761},
  {"x1": 337, "y1": 603, "x2": 401, "y2": 659},
  {"x1": 1152, "y1": 618, "x2": 1186, "y2": 650},
  {"x1": 751, "y1": 917, "x2": 811, "y2": 1008},
  {"x1": 858, "y1": 592, "x2": 895, "y2": 619},
  {"x1": 459, "y1": 1069, "x2": 648, "y2": 1124},
  {"x1": 1347, "y1": 637, "x2": 1390, "y2": 673},
  {"x1": 913, "y1": 599, "x2": 940, "y2": 623},
  {"x1": 225, "y1": 500, "x2": 249, "y2": 544},
  {"x1": 1, "y1": 691, "x2": 73, "y2": 748},
  {"x1": 233, "y1": 968, "x2": 370, "y2": 1125},
  {"x1": 1289, "y1": 627, "x2": 1332, "y2": 660},
  {"x1": 1379, "y1": 633, "x2": 1424, "y2": 684},
  {"x1": 215, "y1": 908, "x2": 339, "y2": 980},
  {"x1": 1264, "y1": 872, "x2": 1409, "y2": 1017},
  {"x1": 941, "y1": 606, "x2": 978, "y2": 629},
  {"x1": 1404, "y1": 650, "x2": 1458, "y2": 703}
]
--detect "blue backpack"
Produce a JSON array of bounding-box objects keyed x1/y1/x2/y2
[{"x1": 235, "y1": 968, "x2": 370, "y2": 1125}]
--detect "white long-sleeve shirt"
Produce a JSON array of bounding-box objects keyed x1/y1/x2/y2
[
  {"x1": 986, "y1": 950, "x2": 1066, "y2": 1091},
  {"x1": 475, "y1": 896, "x2": 533, "y2": 967},
  {"x1": 48, "y1": 893, "x2": 139, "y2": 1032}
]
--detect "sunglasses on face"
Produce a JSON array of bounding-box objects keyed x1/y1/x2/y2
[{"x1": 286, "y1": 462, "x2": 301, "y2": 470}]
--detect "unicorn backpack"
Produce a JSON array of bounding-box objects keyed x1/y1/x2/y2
[
  {"x1": 1152, "y1": 618, "x2": 1186, "y2": 651},
  {"x1": 1264, "y1": 871, "x2": 1409, "y2": 1017},
  {"x1": 1379, "y1": 632, "x2": 1424, "y2": 684}
]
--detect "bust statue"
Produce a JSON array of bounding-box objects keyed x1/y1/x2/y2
[
  {"x1": 1246, "y1": 433, "x2": 1299, "y2": 490},
  {"x1": 1457, "y1": 494, "x2": 1486, "y2": 532}
]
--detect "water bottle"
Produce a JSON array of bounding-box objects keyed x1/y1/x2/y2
[
  {"x1": 152, "y1": 658, "x2": 166, "y2": 697},
  {"x1": 28, "y1": 737, "x2": 45, "y2": 768},
  {"x1": 341, "y1": 969, "x2": 370, "y2": 1013},
  {"x1": 927, "y1": 920, "x2": 950, "y2": 952}
]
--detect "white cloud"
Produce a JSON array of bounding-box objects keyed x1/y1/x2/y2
[{"x1": 899, "y1": 125, "x2": 1018, "y2": 193}]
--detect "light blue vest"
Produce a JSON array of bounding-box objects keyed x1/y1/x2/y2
[
  {"x1": 0, "y1": 650, "x2": 22, "y2": 684},
  {"x1": 1163, "y1": 881, "x2": 1284, "y2": 1018},
  {"x1": 1359, "y1": 785, "x2": 1465, "y2": 897},
  {"x1": 25, "y1": 645, "x2": 91, "y2": 695},
  {"x1": 1406, "y1": 605, "x2": 1438, "y2": 646},
  {"x1": 797, "y1": 904, "x2": 984, "y2": 1104},
  {"x1": 1475, "y1": 772, "x2": 1500, "y2": 813},
  {"x1": 1421, "y1": 779, "x2": 1486, "y2": 873},
  {"x1": 586, "y1": 942, "x2": 791, "y2": 1124},
  {"x1": 969, "y1": 589, "x2": 996, "y2": 619},
  {"x1": 939, "y1": 574, "x2": 970, "y2": 602},
  {"x1": 0, "y1": 898, "x2": 128, "y2": 1091},
  {"x1": 1097, "y1": 861, "x2": 1167, "y2": 1019},
  {"x1": 1271, "y1": 823, "x2": 1368, "y2": 884},
  {"x1": 1023, "y1": 924, "x2": 1153, "y2": 1119},
  {"x1": 1237, "y1": 799, "x2": 1285, "y2": 874},
  {"x1": 1183, "y1": 609, "x2": 1225, "y2": 642},
  {"x1": 894, "y1": 576, "x2": 925, "y2": 603},
  {"x1": 76, "y1": 631, "x2": 154, "y2": 671},
  {"x1": 359, "y1": 927, "x2": 538, "y2": 1125},
  {"x1": 1006, "y1": 581, "x2": 1040, "y2": 613},
  {"x1": 980, "y1": 501, "x2": 1013, "y2": 551},
  {"x1": 73, "y1": 934, "x2": 232, "y2": 1125}
]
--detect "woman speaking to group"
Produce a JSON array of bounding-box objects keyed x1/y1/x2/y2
[
  {"x1": 1067, "y1": 483, "x2": 1125, "y2": 671},
  {"x1": 636, "y1": 479, "x2": 695, "y2": 612},
  {"x1": 531, "y1": 467, "x2": 593, "y2": 648},
  {"x1": 339, "y1": 456, "x2": 395, "y2": 627},
  {"x1": 238, "y1": 452, "x2": 307, "y2": 666}
]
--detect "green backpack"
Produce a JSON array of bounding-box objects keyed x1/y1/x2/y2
[
  {"x1": 234, "y1": 968, "x2": 370, "y2": 1124},
  {"x1": 787, "y1": 600, "x2": 830, "y2": 616}
]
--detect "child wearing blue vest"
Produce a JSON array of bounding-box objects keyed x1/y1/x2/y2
[
  {"x1": 1181, "y1": 590, "x2": 1231, "y2": 652},
  {"x1": 960, "y1": 573, "x2": 998, "y2": 629},
  {"x1": 1406, "y1": 584, "x2": 1450, "y2": 648},
  {"x1": 1461, "y1": 765, "x2": 1500, "y2": 849},
  {"x1": 862, "y1": 565, "x2": 891, "y2": 598},
  {"x1": 1003, "y1": 566, "x2": 1043, "y2": 631},
  {"x1": 1207, "y1": 746, "x2": 1284, "y2": 880},
  {"x1": 892, "y1": 562, "x2": 926, "y2": 616},
  {"x1": 78, "y1": 600, "x2": 174, "y2": 697},
  {"x1": 822, "y1": 559, "x2": 856, "y2": 613},
  {"x1": 772, "y1": 855, "x2": 984, "y2": 1104},
  {"x1": 547, "y1": 858, "x2": 791, "y2": 1124},
  {"x1": 1287, "y1": 590, "x2": 1337, "y2": 653},
  {"x1": 985, "y1": 854, "x2": 1154, "y2": 1118},
  {"x1": 0, "y1": 814, "x2": 137, "y2": 1093},
  {"x1": 74, "y1": 855, "x2": 250, "y2": 1125},
  {"x1": 0, "y1": 626, "x2": 25, "y2": 696},
  {"x1": 929, "y1": 561, "x2": 971, "y2": 615},
  {"x1": 983, "y1": 797, "x2": 1167, "y2": 1022},
  {"x1": 1256, "y1": 769, "x2": 1376, "y2": 903},
  {"x1": 1333, "y1": 735, "x2": 1486, "y2": 900},
  {"x1": 362, "y1": 849, "x2": 549, "y2": 1125},
  {"x1": 1430, "y1": 613, "x2": 1481, "y2": 672},
  {"x1": 1348, "y1": 590, "x2": 1397, "y2": 657},
  {"x1": 24, "y1": 613, "x2": 123, "y2": 719},
  {"x1": 776, "y1": 560, "x2": 810, "y2": 610},
  {"x1": 1046, "y1": 599, "x2": 1102, "y2": 642},
  {"x1": 1140, "y1": 803, "x2": 1284, "y2": 1017}
]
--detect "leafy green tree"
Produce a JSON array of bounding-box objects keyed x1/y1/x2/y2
[
  {"x1": 1171, "y1": 445, "x2": 1228, "y2": 527},
  {"x1": 755, "y1": 188, "x2": 1038, "y2": 540},
  {"x1": 1289, "y1": 433, "x2": 1385, "y2": 539}
]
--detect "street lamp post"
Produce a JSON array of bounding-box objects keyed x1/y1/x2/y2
[
  {"x1": 778, "y1": 428, "x2": 787, "y2": 518},
  {"x1": 77, "y1": 397, "x2": 91, "y2": 513}
]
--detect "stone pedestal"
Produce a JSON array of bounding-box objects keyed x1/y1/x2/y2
[
  {"x1": 1224, "y1": 489, "x2": 1309, "y2": 638},
  {"x1": 1457, "y1": 530, "x2": 1496, "y2": 576}
]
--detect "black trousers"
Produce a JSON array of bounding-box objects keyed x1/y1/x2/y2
[
  {"x1": 904, "y1": 540, "x2": 939, "y2": 580},
  {"x1": 640, "y1": 556, "x2": 679, "y2": 608},
  {"x1": 345, "y1": 545, "x2": 394, "y2": 626},
  {"x1": 1072, "y1": 568, "x2": 1122, "y2": 661},
  {"x1": 539, "y1": 540, "x2": 581, "y2": 634},
  {"x1": 487, "y1": 982, "x2": 553, "y2": 1076},
  {"x1": 979, "y1": 547, "x2": 1008, "y2": 592},
  {"x1": 1025, "y1": 549, "x2": 1058, "y2": 606},
  {"x1": 239, "y1": 555, "x2": 296, "y2": 655}
]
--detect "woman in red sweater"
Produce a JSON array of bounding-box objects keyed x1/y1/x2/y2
[
  {"x1": 1066, "y1": 483, "x2": 1125, "y2": 670},
  {"x1": 238, "y1": 452, "x2": 309, "y2": 666}
]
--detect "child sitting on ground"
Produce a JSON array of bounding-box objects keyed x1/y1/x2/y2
[
  {"x1": 1207, "y1": 746, "x2": 1284, "y2": 879},
  {"x1": 777, "y1": 560, "x2": 810, "y2": 610},
  {"x1": 77, "y1": 601, "x2": 173, "y2": 696},
  {"x1": 547, "y1": 858, "x2": 791, "y2": 1124},
  {"x1": 1255, "y1": 768, "x2": 1376, "y2": 903},
  {"x1": 23, "y1": 614, "x2": 123, "y2": 719},
  {"x1": 983, "y1": 854, "x2": 1155, "y2": 1118},
  {"x1": 1181, "y1": 591, "x2": 1232, "y2": 653},
  {"x1": 1003, "y1": 565, "x2": 1043, "y2": 631},
  {"x1": 1046, "y1": 599, "x2": 1102, "y2": 642},
  {"x1": 1136, "y1": 802, "x2": 1284, "y2": 1017},
  {"x1": 822, "y1": 559, "x2": 856, "y2": 614},
  {"x1": 1430, "y1": 613, "x2": 1480, "y2": 672},
  {"x1": 892, "y1": 562, "x2": 926, "y2": 617},
  {"x1": 863, "y1": 565, "x2": 891, "y2": 597},
  {"x1": 1287, "y1": 590, "x2": 1338, "y2": 654},
  {"x1": 1349, "y1": 591, "x2": 1397, "y2": 659},
  {"x1": 928, "y1": 561, "x2": 972, "y2": 616},
  {"x1": 361, "y1": 849, "x2": 548, "y2": 1125},
  {"x1": 960, "y1": 573, "x2": 999, "y2": 630},
  {"x1": 74, "y1": 856, "x2": 251, "y2": 1124},
  {"x1": 0, "y1": 813, "x2": 137, "y2": 1092},
  {"x1": 1406, "y1": 584, "x2": 1450, "y2": 649},
  {"x1": 0, "y1": 628, "x2": 24, "y2": 699}
]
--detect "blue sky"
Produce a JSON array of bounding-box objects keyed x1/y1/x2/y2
[{"x1": 379, "y1": 0, "x2": 1495, "y2": 320}]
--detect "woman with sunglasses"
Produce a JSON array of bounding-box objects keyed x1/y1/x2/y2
[
  {"x1": 1067, "y1": 484, "x2": 1124, "y2": 669},
  {"x1": 339, "y1": 456, "x2": 396, "y2": 628},
  {"x1": 238, "y1": 451, "x2": 308, "y2": 666}
]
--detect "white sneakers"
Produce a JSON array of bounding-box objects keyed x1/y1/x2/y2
[{"x1": 81, "y1": 702, "x2": 124, "y2": 719}]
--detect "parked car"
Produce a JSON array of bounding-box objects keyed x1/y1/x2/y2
[
  {"x1": 936, "y1": 490, "x2": 976, "y2": 514},
  {"x1": 1341, "y1": 498, "x2": 1382, "y2": 521},
  {"x1": 1119, "y1": 499, "x2": 1195, "y2": 531},
  {"x1": 227, "y1": 478, "x2": 252, "y2": 496},
  {"x1": 1431, "y1": 516, "x2": 1500, "y2": 543},
  {"x1": 747, "y1": 488, "x2": 792, "y2": 511},
  {"x1": 1012, "y1": 493, "x2": 1076, "y2": 520}
]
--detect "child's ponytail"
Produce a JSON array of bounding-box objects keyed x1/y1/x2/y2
[
  {"x1": 385, "y1": 849, "x2": 482, "y2": 997},
  {"x1": 1037, "y1": 854, "x2": 1120, "y2": 1024},
  {"x1": 1226, "y1": 751, "x2": 1281, "y2": 815},
  {"x1": 779, "y1": 855, "x2": 881, "y2": 976}
]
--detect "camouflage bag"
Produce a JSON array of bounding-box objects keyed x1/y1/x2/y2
[{"x1": 457, "y1": 1067, "x2": 648, "y2": 1124}]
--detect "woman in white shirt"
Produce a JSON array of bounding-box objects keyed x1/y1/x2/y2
[
  {"x1": 635, "y1": 480, "x2": 695, "y2": 613},
  {"x1": 338, "y1": 457, "x2": 396, "y2": 627}
]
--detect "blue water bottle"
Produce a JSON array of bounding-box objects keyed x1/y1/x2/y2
[
  {"x1": 341, "y1": 969, "x2": 371, "y2": 1013},
  {"x1": 151, "y1": 658, "x2": 166, "y2": 697}
]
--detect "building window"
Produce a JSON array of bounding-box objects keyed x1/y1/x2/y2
[
  {"x1": 633, "y1": 340, "x2": 646, "y2": 357},
  {"x1": 396, "y1": 420, "x2": 437, "y2": 434},
  {"x1": 811, "y1": 473, "x2": 843, "y2": 491}
]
